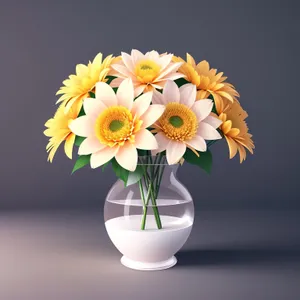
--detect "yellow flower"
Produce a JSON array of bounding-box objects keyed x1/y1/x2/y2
[
  {"x1": 56, "y1": 53, "x2": 115, "y2": 112},
  {"x1": 219, "y1": 102, "x2": 254, "y2": 163},
  {"x1": 173, "y1": 54, "x2": 240, "y2": 113},
  {"x1": 44, "y1": 104, "x2": 79, "y2": 162}
]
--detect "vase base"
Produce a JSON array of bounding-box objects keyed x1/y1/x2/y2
[{"x1": 120, "y1": 256, "x2": 177, "y2": 271}]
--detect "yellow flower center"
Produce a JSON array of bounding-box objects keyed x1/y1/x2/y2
[
  {"x1": 95, "y1": 106, "x2": 142, "y2": 147},
  {"x1": 135, "y1": 60, "x2": 161, "y2": 83},
  {"x1": 158, "y1": 102, "x2": 198, "y2": 141}
]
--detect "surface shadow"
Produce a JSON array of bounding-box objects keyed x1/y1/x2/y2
[{"x1": 176, "y1": 246, "x2": 300, "y2": 267}]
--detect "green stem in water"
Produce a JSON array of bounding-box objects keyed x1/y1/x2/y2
[
  {"x1": 139, "y1": 155, "x2": 164, "y2": 230},
  {"x1": 140, "y1": 180, "x2": 152, "y2": 230},
  {"x1": 149, "y1": 156, "x2": 162, "y2": 229}
]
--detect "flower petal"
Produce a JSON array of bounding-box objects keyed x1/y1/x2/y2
[
  {"x1": 132, "y1": 92, "x2": 152, "y2": 117},
  {"x1": 227, "y1": 128, "x2": 240, "y2": 138},
  {"x1": 153, "y1": 132, "x2": 170, "y2": 155},
  {"x1": 95, "y1": 82, "x2": 117, "y2": 106},
  {"x1": 158, "y1": 54, "x2": 173, "y2": 70},
  {"x1": 83, "y1": 97, "x2": 107, "y2": 116},
  {"x1": 186, "y1": 53, "x2": 196, "y2": 67},
  {"x1": 90, "y1": 146, "x2": 118, "y2": 169},
  {"x1": 116, "y1": 78, "x2": 134, "y2": 110},
  {"x1": 131, "y1": 49, "x2": 144, "y2": 65},
  {"x1": 225, "y1": 136, "x2": 238, "y2": 159},
  {"x1": 192, "y1": 99, "x2": 213, "y2": 122},
  {"x1": 135, "y1": 129, "x2": 158, "y2": 150},
  {"x1": 78, "y1": 136, "x2": 106, "y2": 155},
  {"x1": 197, "y1": 122, "x2": 222, "y2": 140},
  {"x1": 222, "y1": 120, "x2": 232, "y2": 134},
  {"x1": 115, "y1": 142, "x2": 138, "y2": 171},
  {"x1": 133, "y1": 84, "x2": 146, "y2": 97},
  {"x1": 186, "y1": 135, "x2": 207, "y2": 152},
  {"x1": 163, "y1": 80, "x2": 180, "y2": 104},
  {"x1": 155, "y1": 72, "x2": 185, "y2": 82},
  {"x1": 179, "y1": 84, "x2": 196, "y2": 107},
  {"x1": 156, "y1": 62, "x2": 182, "y2": 80},
  {"x1": 238, "y1": 144, "x2": 246, "y2": 163},
  {"x1": 140, "y1": 104, "x2": 165, "y2": 128},
  {"x1": 166, "y1": 141, "x2": 186, "y2": 165},
  {"x1": 152, "y1": 90, "x2": 164, "y2": 104},
  {"x1": 64, "y1": 95, "x2": 81, "y2": 113},
  {"x1": 110, "y1": 77, "x2": 125, "y2": 87},
  {"x1": 146, "y1": 50, "x2": 160, "y2": 62},
  {"x1": 64, "y1": 133, "x2": 75, "y2": 159},
  {"x1": 69, "y1": 116, "x2": 94, "y2": 137},
  {"x1": 111, "y1": 63, "x2": 133, "y2": 78},
  {"x1": 121, "y1": 52, "x2": 135, "y2": 73},
  {"x1": 203, "y1": 115, "x2": 223, "y2": 129}
]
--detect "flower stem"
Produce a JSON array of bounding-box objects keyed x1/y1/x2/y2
[
  {"x1": 139, "y1": 155, "x2": 164, "y2": 230},
  {"x1": 140, "y1": 180, "x2": 152, "y2": 230},
  {"x1": 149, "y1": 156, "x2": 162, "y2": 229}
]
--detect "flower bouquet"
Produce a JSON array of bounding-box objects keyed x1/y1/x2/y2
[{"x1": 44, "y1": 50, "x2": 254, "y2": 270}]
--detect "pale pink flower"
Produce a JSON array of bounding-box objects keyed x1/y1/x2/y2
[
  {"x1": 152, "y1": 81, "x2": 222, "y2": 165},
  {"x1": 69, "y1": 79, "x2": 165, "y2": 171},
  {"x1": 110, "y1": 49, "x2": 184, "y2": 97}
]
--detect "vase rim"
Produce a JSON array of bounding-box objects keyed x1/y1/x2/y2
[{"x1": 137, "y1": 155, "x2": 170, "y2": 166}]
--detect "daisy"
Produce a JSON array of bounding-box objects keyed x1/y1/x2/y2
[
  {"x1": 110, "y1": 49, "x2": 185, "y2": 97},
  {"x1": 44, "y1": 103, "x2": 79, "y2": 162},
  {"x1": 152, "y1": 80, "x2": 222, "y2": 165},
  {"x1": 69, "y1": 79, "x2": 165, "y2": 171},
  {"x1": 219, "y1": 101, "x2": 254, "y2": 163},
  {"x1": 56, "y1": 53, "x2": 115, "y2": 112},
  {"x1": 173, "y1": 54, "x2": 240, "y2": 113}
]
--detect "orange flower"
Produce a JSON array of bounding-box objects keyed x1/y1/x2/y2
[
  {"x1": 219, "y1": 102, "x2": 254, "y2": 163},
  {"x1": 173, "y1": 54, "x2": 239, "y2": 113}
]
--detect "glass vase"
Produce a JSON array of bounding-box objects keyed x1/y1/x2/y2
[{"x1": 104, "y1": 155, "x2": 194, "y2": 271}]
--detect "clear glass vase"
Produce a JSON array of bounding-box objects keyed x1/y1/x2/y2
[{"x1": 104, "y1": 155, "x2": 194, "y2": 271}]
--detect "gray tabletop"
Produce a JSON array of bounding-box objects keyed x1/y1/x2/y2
[{"x1": 1, "y1": 210, "x2": 300, "y2": 300}]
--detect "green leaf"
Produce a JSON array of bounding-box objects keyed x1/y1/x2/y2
[
  {"x1": 102, "y1": 160, "x2": 111, "y2": 172},
  {"x1": 72, "y1": 155, "x2": 91, "y2": 174},
  {"x1": 111, "y1": 159, "x2": 129, "y2": 184},
  {"x1": 78, "y1": 105, "x2": 85, "y2": 117},
  {"x1": 137, "y1": 149, "x2": 149, "y2": 156},
  {"x1": 111, "y1": 159, "x2": 146, "y2": 186},
  {"x1": 105, "y1": 75, "x2": 116, "y2": 85},
  {"x1": 89, "y1": 91, "x2": 96, "y2": 98},
  {"x1": 112, "y1": 87, "x2": 118, "y2": 93},
  {"x1": 74, "y1": 136, "x2": 85, "y2": 147},
  {"x1": 183, "y1": 149, "x2": 213, "y2": 174},
  {"x1": 208, "y1": 94, "x2": 218, "y2": 114},
  {"x1": 126, "y1": 165, "x2": 145, "y2": 186},
  {"x1": 175, "y1": 78, "x2": 189, "y2": 88}
]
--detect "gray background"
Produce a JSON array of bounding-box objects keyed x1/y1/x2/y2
[
  {"x1": 1, "y1": 0, "x2": 299, "y2": 211},
  {"x1": 1, "y1": 0, "x2": 300, "y2": 299}
]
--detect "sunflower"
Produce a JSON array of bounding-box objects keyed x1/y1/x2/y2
[
  {"x1": 219, "y1": 101, "x2": 254, "y2": 163},
  {"x1": 110, "y1": 49, "x2": 185, "y2": 97},
  {"x1": 56, "y1": 53, "x2": 115, "y2": 112},
  {"x1": 173, "y1": 54, "x2": 240, "y2": 113},
  {"x1": 44, "y1": 103, "x2": 79, "y2": 162}
]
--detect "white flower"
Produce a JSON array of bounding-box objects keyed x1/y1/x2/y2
[
  {"x1": 69, "y1": 79, "x2": 165, "y2": 171},
  {"x1": 152, "y1": 80, "x2": 222, "y2": 164},
  {"x1": 110, "y1": 49, "x2": 184, "y2": 97}
]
